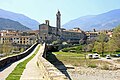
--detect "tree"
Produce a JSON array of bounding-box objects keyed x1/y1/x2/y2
[
  {"x1": 112, "y1": 26, "x2": 120, "y2": 49},
  {"x1": 93, "y1": 42, "x2": 102, "y2": 53},
  {"x1": 52, "y1": 40, "x2": 62, "y2": 45},
  {"x1": 93, "y1": 26, "x2": 120, "y2": 54},
  {"x1": 93, "y1": 33, "x2": 108, "y2": 56},
  {"x1": 20, "y1": 48, "x2": 25, "y2": 52},
  {"x1": 83, "y1": 43, "x2": 94, "y2": 52},
  {"x1": 0, "y1": 46, "x2": 3, "y2": 53},
  {"x1": 107, "y1": 39, "x2": 117, "y2": 53},
  {"x1": 2, "y1": 43, "x2": 13, "y2": 55}
]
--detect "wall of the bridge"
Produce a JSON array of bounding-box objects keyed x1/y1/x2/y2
[
  {"x1": 0, "y1": 43, "x2": 38, "y2": 69},
  {"x1": 37, "y1": 43, "x2": 68, "y2": 80}
]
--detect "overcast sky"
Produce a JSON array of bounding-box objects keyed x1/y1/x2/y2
[{"x1": 0, "y1": 0, "x2": 120, "y2": 26}]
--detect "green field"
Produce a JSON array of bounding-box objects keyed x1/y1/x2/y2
[{"x1": 53, "y1": 52, "x2": 111, "y2": 69}]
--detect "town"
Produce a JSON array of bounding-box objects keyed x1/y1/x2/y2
[
  {"x1": 0, "y1": 1, "x2": 120, "y2": 80},
  {"x1": 0, "y1": 10, "x2": 120, "y2": 80},
  {"x1": 0, "y1": 10, "x2": 113, "y2": 58}
]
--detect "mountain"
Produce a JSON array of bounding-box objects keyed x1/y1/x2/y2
[
  {"x1": 0, "y1": 9, "x2": 40, "y2": 30},
  {"x1": 0, "y1": 18, "x2": 31, "y2": 31},
  {"x1": 63, "y1": 9, "x2": 120, "y2": 31}
]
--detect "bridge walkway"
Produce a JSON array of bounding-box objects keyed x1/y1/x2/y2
[
  {"x1": 20, "y1": 44, "x2": 43, "y2": 80},
  {"x1": 0, "y1": 44, "x2": 39, "y2": 80}
]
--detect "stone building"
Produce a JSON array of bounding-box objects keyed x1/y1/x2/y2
[
  {"x1": 0, "y1": 30, "x2": 36, "y2": 45},
  {"x1": 39, "y1": 10, "x2": 61, "y2": 43},
  {"x1": 39, "y1": 10, "x2": 86, "y2": 44},
  {"x1": 60, "y1": 28, "x2": 86, "y2": 44},
  {"x1": 86, "y1": 31, "x2": 99, "y2": 40}
]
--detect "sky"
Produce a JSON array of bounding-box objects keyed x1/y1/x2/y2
[{"x1": 0, "y1": 0, "x2": 120, "y2": 26}]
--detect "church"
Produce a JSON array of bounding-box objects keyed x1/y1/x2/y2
[{"x1": 39, "y1": 10, "x2": 86, "y2": 44}]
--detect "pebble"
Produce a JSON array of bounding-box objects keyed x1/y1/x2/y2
[{"x1": 67, "y1": 67, "x2": 120, "y2": 80}]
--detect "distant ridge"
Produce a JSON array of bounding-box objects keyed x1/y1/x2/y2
[
  {"x1": 63, "y1": 9, "x2": 120, "y2": 31},
  {"x1": 0, "y1": 9, "x2": 40, "y2": 30},
  {"x1": 0, "y1": 18, "x2": 31, "y2": 31}
]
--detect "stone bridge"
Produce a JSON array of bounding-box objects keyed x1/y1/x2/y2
[{"x1": 0, "y1": 43, "x2": 69, "y2": 80}]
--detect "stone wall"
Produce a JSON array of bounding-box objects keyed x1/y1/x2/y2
[
  {"x1": 0, "y1": 43, "x2": 38, "y2": 69},
  {"x1": 37, "y1": 43, "x2": 68, "y2": 80}
]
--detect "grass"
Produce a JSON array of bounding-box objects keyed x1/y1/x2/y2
[
  {"x1": 6, "y1": 45, "x2": 40, "y2": 80},
  {"x1": 87, "y1": 63, "x2": 97, "y2": 68},
  {"x1": 53, "y1": 51, "x2": 111, "y2": 68},
  {"x1": 54, "y1": 52, "x2": 85, "y2": 57}
]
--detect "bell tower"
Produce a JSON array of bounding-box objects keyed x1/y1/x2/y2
[{"x1": 56, "y1": 10, "x2": 61, "y2": 29}]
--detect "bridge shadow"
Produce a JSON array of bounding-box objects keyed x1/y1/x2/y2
[{"x1": 46, "y1": 52, "x2": 72, "y2": 80}]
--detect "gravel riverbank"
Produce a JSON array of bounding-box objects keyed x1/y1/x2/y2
[{"x1": 67, "y1": 67, "x2": 120, "y2": 80}]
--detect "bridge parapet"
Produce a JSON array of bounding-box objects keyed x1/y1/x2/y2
[
  {"x1": 37, "y1": 43, "x2": 68, "y2": 80},
  {"x1": 0, "y1": 43, "x2": 38, "y2": 69}
]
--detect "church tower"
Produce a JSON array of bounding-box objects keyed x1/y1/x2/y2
[{"x1": 56, "y1": 10, "x2": 61, "y2": 29}]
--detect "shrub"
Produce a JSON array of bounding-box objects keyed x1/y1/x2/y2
[
  {"x1": 88, "y1": 64, "x2": 97, "y2": 68},
  {"x1": 61, "y1": 45, "x2": 82, "y2": 53},
  {"x1": 61, "y1": 47, "x2": 75, "y2": 52},
  {"x1": 101, "y1": 65, "x2": 109, "y2": 70}
]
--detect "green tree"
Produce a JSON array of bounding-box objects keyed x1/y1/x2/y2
[
  {"x1": 107, "y1": 39, "x2": 117, "y2": 53},
  {"x1": 86, "y1": 43, "x2": 94, "y2": 52},
  {"x1": 93, "y1": 33, "x2": 108, "y2": 56},
  {"x1": 93, "y1": 42, "x2": 102, "y2": 53},
  {"x1": 2, "y1": 43, "x2": 13, "y2": 55},
  {"x1": 112, "y1": 26, "x2": 120, "y2": 49},
  {"x1": 0, "y1": 46, "x2": 3, "y2": 53},
  {"x1": 20, "y1": 48, "x2": 25, "y2": 52},
  {"x1": 52, "y1": 40, "x2": 62, "y2": 45}
]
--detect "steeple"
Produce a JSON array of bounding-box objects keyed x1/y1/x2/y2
[{"x1": 56, "y1": 10, "x2": 61, "y2": 29}]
